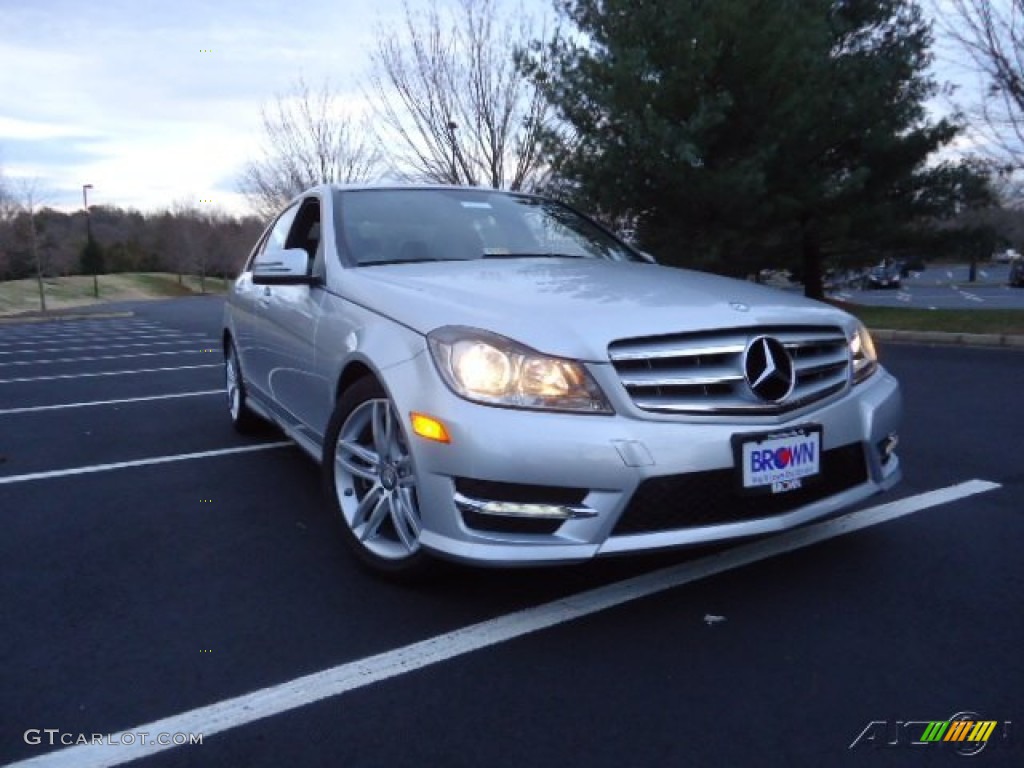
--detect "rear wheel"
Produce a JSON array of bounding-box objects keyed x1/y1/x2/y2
[
  {"x1": 323, "y1": 377, "x2": 431, "y2": 578},
  {"x1": 224, "y1": 340, "x2": 261, "y2": 434}
]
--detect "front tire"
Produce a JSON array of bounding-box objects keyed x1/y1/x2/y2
[
  {"x1": 224, "y1": 340, "x2": 261, "y2": 434},
  {"x1": 323, "y1": 377, "x2": 430, "y2": 578}
]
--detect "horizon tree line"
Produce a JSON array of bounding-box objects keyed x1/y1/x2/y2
[{"x1": 4, "y1": 0, "x2": 1024, "y2": 301}]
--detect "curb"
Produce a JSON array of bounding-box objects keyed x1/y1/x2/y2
[{"x1": 872, "y1": 328, "x2": 1024, "y2": 349}]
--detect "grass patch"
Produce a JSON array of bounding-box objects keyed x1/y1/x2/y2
[
  {"x1": 836, "y1": 303, "x2": 1024, "y2": 335},
  {"x1": 0, "y1": 273, "x2": 229, "y2": 315}
]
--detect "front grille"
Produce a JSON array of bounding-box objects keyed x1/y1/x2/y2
[
  {"x1": 611, "y1": 442, "x2": 868, "y2": 535},
  {"x1": 608, "y1": 325, "x2": 851, "y2": 415}
]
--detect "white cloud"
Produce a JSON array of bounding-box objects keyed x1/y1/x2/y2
[{"x1": 0, "y1": 0, "x2": 408, "y2": 213}]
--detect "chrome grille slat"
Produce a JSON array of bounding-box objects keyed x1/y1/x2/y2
[
  {"x1": 792, "y1": 376, "x2": 848, "y2": 403},
  {"x1": 618, "y1": 366, "x2": 743, "y2": 388},
  {"x1": 609, "y1": 325, "x2": 851, "y2": 415},
  {"x1": 608, "y1": 342, "x2": 745, "y2": 362},
  {"x1": 792, "y1": 357, "x2": 849, "y2": 377}
]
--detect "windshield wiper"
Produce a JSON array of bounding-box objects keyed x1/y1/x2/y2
[
  {"x1": 357, "y1": 258, "x2": 460, "y2": 266},
  {"x1": 481, "y1": 252, "x2": 589, "y2": 259}
]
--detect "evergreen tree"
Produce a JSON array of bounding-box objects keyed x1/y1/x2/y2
[
  {"x1": 528, "y1": 0, "x2": 990, "y2": 297},
  {"x1": 80, "y1": 237, "x2": 104, "y2": 277}
]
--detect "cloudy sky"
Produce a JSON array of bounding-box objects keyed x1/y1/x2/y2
[
  {"x1": 0, "y1": 0, "x2": 410, "y2": 215},
  {"x1": 0, "y1": 0, "x2": 979, "y2": 218}
]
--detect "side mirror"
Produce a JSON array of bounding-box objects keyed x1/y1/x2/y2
[{"x1": 252, "y1": 247, "x2": 313, "y2": 285}]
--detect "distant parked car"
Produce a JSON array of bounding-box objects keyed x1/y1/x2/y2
[
  {"x1": 1010, "y1": 259, "x2": 1024, "y2": 287},
  {"x1": 993, "y1": 248, "x2": 1019, "y2": 264},
  {"x1": 866, "y1": 263, "x2": 902, "y2": 290},
  {"x1": 898, "y1": 256, "x2": 925, "y2": 276}
]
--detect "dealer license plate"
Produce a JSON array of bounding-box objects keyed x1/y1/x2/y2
[{"x1": 737, "y1": 426, "x2": 822, "y2": 493}]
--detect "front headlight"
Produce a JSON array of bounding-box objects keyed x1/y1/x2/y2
[
  {"x1": 428, "y1": 327, "x2": 613, "y2": 413},
  {"x1": 849, "y1": 321, "x2": 878, "y2": 384}
]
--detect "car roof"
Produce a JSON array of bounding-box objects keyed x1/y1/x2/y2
[
  {"x1": 319, "y1": 182, "x2": 540, "y2": 196},
  {"x1": 286, "y1": 183, "x2": 545, "y2": 209}
]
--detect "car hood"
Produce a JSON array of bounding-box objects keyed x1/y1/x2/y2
[{"x1": 341, "y1": 258, "x2": 851, "y2": 361}]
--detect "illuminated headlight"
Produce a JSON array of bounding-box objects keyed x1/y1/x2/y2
[
  {"x1": 428, "y1": 327, "x2": 613, "y2": 413},
  {"x1": 849, "y1": 322, "x2": 878, "y2": 384}
]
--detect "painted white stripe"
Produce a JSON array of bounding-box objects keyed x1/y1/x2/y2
[
  {"x1": 0, "y1": 332, "x2": 205, "y2": 348},
  {"x1": 0, "y1": 442, "x2": 293, "y2": 485},
  {"x1": 0, "y1": 330, "x2": 186, "y2": 342},
  {"x1": 0, "y1": 390, "x2": 221, "y2": 416},
  {"x1": 0, "y1": 326, "x2": 164, "y2": 338},
  {"x1": 1, "y1": 319, "x2": 156, "y2": 329},
  {"x1": 6, "y1": 320, "x2": 161, "y2": 329},
  {"x1": 0, "y1": 349, "x2": 214, "y2": 367},
  {"x1": 0, "y1": 364, "x2": 220, "y2": 384},
  {"x1": 3, "y1": 328, "x2": 164, "y2": 338},
  {"x1": 3, "y1": 479, "x2": 1000, "y2": 768},
  {"x1": 0, "y1": 340, "x2": 216, "y2": 357},
  {"x1": 0, "y1": 323, "x2": 166, "y2": 335}
]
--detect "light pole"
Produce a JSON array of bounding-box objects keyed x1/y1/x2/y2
[
  {"x1": 447, "y1": 121, "x2": 458, "y2": 184},
  {"x1": 82, "y1": 183, "x2": 98, "y2": 298},
  {"x1": 82, "y1": 184, "x2": 93, "y2": 229}
]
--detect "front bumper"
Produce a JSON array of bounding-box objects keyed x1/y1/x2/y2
[{"x1": 386, "y1": 352, "x2": 902, "y2": 566}]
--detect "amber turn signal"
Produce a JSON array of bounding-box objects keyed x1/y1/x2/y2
[{"x1": 410, "y1": 412, "x2": 451, "y2": 443}]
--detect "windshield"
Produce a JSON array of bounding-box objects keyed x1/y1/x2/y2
[{"x1": 333, "y1": 188, "x2": 639, "y2": 266}]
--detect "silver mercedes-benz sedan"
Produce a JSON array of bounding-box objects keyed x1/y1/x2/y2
[{"x1": 223, "y1": 184, "x2": 901, "y2": 576}]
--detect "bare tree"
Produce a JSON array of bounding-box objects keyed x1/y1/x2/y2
[
  {"x1": 12, "y1": 179, "x2": 52, "y2": 312},
  {"x1": 0, "y1": 165, "x2": 14, "y2": 278},
  {"x1": 939, "y1": 0, "x2": 1024, "y2": 171},
  {"x1": 239, "y1": 78, "x2": 383, "y2": 220},
  {"x1": 166, "y1": 198, "x2": 209, "y2": 291},
  {"x1": 0, "y1": 165, "x2": 11, "y2": 219},
  {"x1": 367, "y1": 0, "x2": 557, "y2": 190}
]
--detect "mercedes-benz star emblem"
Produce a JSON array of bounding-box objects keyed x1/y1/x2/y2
[{"x1": 743, "y1": 336, "x2": 795, "y2": 402}]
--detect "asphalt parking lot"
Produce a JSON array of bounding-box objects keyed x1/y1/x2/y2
[
  {"x1": 830, "y1": 263, "x2": 1024, "y2": 309},
  {"x1": 1, "y1": 296, "x2": 1021, "y2": 767}
]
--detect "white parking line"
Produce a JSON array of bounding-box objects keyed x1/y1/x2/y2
[
  {"x1": 0, "y1": 330, "x2": 188, "y2": 342},
  {"x1": 3, "y1": 478, "x2": 1000, "y2": 768},
  {"x1": 0, "y1": 364, "x2": 220, "y2": 384},
  {"x1": 0, "y1": 324, "x2": 168, "y2": 337},
  {"x1": 6, "y1": 320, "x2": 162, "y2": 329},
  {"x1": 0, "y1": 390, "x2": 221, "y2": 416},
  {"x1": 958, "y1": 291, "x2": 984, "y2": 303},
  {"x1": 0, "y1": 340, "x2": 216, "y2": 357},
  {"x1": 0, "y1": 442, "x2": 293, "y2": 485},
  {"x1": 0, "y1": 333, "x2": 207, "y2": 348},
  {"x1": 0, "y1": 329, "x2": 165, "y2": 340},
  {"x1": 0, "y1": 321, "x2": 161, "y2": 333},
  {"x1": 0, "y1": 350, "x2": 214, "y2": 368}
]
